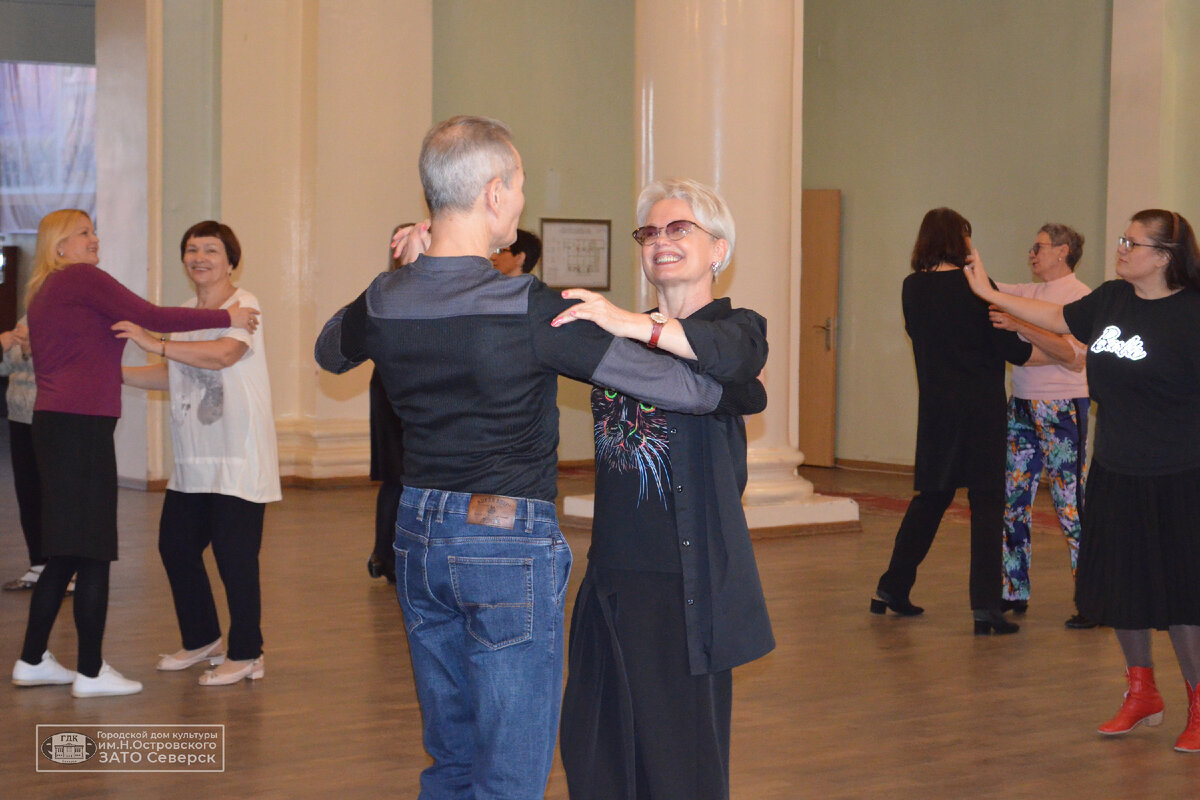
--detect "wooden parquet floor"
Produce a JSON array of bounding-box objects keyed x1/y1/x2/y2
[{"x1": 3, "y1": 445, "x2": 1199, "y2": 798}]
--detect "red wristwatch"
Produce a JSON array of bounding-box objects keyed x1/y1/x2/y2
[{"x1": 648, "y1": 311, "x2": 668, "y2": 349}]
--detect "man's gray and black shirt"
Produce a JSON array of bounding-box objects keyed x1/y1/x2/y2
[{"x1": 315, "y1": 254, "x2": 727, "y2": 502}]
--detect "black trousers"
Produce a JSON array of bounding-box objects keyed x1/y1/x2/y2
[
  {"x1": 159, "y1": 490, "x2": 265, "y2": 661},
  {"x1": 9, "y1": 420, "x2": 43, "y2": 565},
  {"x1": 877, "y1": 485, "x2": 1005, "y2": 611},
  {"x1": 373, "y1": 480, "x2": 402, "y2": 562},
  {"x1": 560, "y1": 566, "x2": 732, "y2": 800}
]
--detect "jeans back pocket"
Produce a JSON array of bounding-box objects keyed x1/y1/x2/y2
[{"x1": 448, "y1": 556, "x2": 534, "y2": 649}]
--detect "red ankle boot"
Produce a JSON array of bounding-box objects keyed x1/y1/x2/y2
[
  {"x1": 1098, "y1": 666, "x2": 1164, "y2": 735},
  {"x1": 1174, "y1": 681, "x2": 1200, "y2": 752}
]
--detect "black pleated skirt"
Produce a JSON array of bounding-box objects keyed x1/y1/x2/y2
[
  {"x1": 32, "y1": 410, "x2": 119, "y2": 562},
  {"x1": 1075, "y1": 461, "x2": 1200, "y2": 629}
]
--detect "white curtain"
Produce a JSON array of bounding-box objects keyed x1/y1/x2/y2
[{"x1": 0, "y1": 62, "x2": 97, "y2": 233}]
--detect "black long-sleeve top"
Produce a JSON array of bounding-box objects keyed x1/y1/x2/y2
[{"x1": 903, "y1": 269, "x2": 1032, "y2": 491}]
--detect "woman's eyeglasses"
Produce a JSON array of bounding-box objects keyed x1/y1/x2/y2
[
  {"x1": 1117, "y1": 236, "x2": 1167, "y2": 252},
  {"x1": 632, "y1": 219, "x2": 717, "y2": 246}
]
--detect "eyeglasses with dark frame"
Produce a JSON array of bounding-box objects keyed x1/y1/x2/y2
[
  {"x1": 1117, "y1": 236, "x2": 1169, "y2": 253},
  {"x1": 631, "y1": 219, "x2": 718, "y2": 247}
]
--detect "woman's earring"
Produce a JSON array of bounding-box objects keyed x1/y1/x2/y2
[
  {"x1": 57, "y1": 250, "x2": 63, "y2": 257},
  {"x1": 711, "y1": 261, "x2": 719, "y2": 273}
]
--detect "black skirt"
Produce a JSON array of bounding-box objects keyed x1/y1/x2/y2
[
  {"x1": 559, "y1": 566, "x2": 732, "y2": 800},
  {"x1": 32, "y1": 410, "x2": 119, "y2": 561},
  {"x1": 1075, "y1": 461, "x2": 1200, "y2": 629}
]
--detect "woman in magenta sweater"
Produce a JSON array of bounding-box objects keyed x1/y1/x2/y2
[{"x1": 9, "y1": 209, "x2": 258, "y2": 698}]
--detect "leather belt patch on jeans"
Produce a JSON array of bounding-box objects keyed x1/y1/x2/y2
[{"x1": 467, "y1": 494, "x2": 518, "y2": 529}]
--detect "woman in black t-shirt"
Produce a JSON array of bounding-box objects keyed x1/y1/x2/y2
[{"x1": 965, "y1": 208, "x2": 1200, "y2": 754}]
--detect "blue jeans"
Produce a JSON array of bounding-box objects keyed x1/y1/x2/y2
[{"x1": 394, "y1": 487, "x2": 572, "y2": 800}]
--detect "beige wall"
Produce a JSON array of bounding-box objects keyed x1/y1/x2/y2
[
  {"x1": 432, "y1": 0, "x2": 637, "y2": 461},
  {"x1": 803, "y1": 0, "x2": 1113, "y2": 467}
]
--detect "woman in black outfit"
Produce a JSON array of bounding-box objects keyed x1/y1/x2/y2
[
  {"x1": 552, "y1": 178, "x2": 771, "y2": 799},
  {"x1": 966, "y1": 209, "x2": 1200, "y2": 751},
  {"x1": 871, "y1": 207, "x2": 1073, "y2": 634}
]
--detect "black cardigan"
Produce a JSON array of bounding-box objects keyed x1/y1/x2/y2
[{"x1": 626, "y1": 297, "x2": 775, "y2": 675}]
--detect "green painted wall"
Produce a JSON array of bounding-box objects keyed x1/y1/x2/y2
[
  {"x1": 161, "y1": 0, "x2": 222, "y2": 307},
  {"x1": 433, "y1": 0, "x2": 636, "y2": 461},
  {"x1": 803, "y1": 0, "x2": 1112, "y2": 467}
]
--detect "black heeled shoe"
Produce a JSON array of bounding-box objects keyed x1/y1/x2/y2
[
  {"x1": 869, "y1": 589, "x2": 924, "y2": 617},
  {"x1": 974, "y1": 609, "x2": 1019, "y2": 635},
  {"x1": 367, "y1": 553, "x2": 395, "y2": 583},
  {"x1": 1000, "y1": 599, "x2": 1028, "y2": 615}
]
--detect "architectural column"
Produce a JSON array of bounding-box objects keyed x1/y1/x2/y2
[
  {"x1": 567, "y1": 0, "x2": 857, "y2": 528},
  {"x1": 219, "y1": 0, "x2": 432, "y2": 479},
  {"x1": 95, "y1": 0, "x2": 162, "y2": 485},
  {"x1": 636, "y1": 0, "x2": 854, "y2": 528},
  {"x1": 1105, "y1": 0, "x2": 1200, "y2": 271}
]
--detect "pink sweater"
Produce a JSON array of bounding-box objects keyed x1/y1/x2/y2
[
  {"x1": 28, "y1": 263, "x2": 230, "y2": 417},
  {"x1": 997, "y1": 272, "x2": 1091, "y2": 400}
]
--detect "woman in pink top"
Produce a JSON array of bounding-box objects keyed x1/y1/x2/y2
[
  {"x1": 991, "y1": 223, "x2": 1093, "y2": 628},
  {"x1": 10, "y1": 209, "x2": 258, "y2": 698}
]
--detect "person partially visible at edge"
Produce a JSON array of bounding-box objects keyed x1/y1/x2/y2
[
  {"x1": 0, "y1": 317, "x2": 44, "y2": 592},
  {"x1": 10, "y1": 208, "x2": 258, "y2": 699},
  {"x1": 965, "y1": 208, "x2": 1200, "y2": 754},
  {"x1": 315, "y1": 115, "x2": 762, "y2": 798},
  {"x1": 490, "y1": 227, "x2": 541, "y2": 276},
  {"x1": 990, "y1": 223, "x2": 1093, "y2": 628},
  {"x1": 870, "y1": 207, "x2": 1077, "y2": 636},
  {"x1": 366, "y1": 224, "x2": 409, "y2": 584},
  {"x1": 550, "y1": 177, "x2": 773, "y2": 800},
  {"x1": 120, "y1": 220, "x2": 281, "y2": 687}
]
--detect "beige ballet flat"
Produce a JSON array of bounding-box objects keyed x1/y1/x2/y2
[
  {"x1": 199, "y1": 655, "x2": 264, "y2": 686},
  {"x1": 156, "y1": 639, "x2": 226, "y2": 671}
]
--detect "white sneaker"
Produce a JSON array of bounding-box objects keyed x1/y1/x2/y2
[
  {"x1": 71, "y1": 662, "x2": 143, "y2": 698},
  {"x1": 12, "y1": 651, "x2": 76, "y2": 686},
  {"x1": 156, "y1": 638, "x2": 226, "y2": 671}
]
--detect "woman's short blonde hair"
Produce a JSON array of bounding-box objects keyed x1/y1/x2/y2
[
  {"x1": 28, "y1": 208, "x2": 92, "y2": 301},
  {"x1": 636, "y1": 178, "x2": 736, "y2": 274}
]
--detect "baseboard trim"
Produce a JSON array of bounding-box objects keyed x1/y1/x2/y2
[
  {"x1": 833, "y1": 458, "x2": 914, "y2": 475},
  {"x1": 282, "y1": 474, "x2": 376, "y2": 490}
]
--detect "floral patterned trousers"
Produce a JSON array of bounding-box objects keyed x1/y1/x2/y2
[{"x1": 1001, "y1": 397, "x2": 1089, "y2": 602}]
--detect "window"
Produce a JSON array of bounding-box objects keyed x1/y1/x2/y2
[{"x1": 0, "y1": 61, "x2": 96, "y2": 233}]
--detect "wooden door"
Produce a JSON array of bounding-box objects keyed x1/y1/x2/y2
[{"x1": 798, "y1": 189, "x2": 841, "y2": 466}]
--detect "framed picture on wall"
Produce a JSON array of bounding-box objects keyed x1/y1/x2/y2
[{"x1": 540, "y1": 218, "x2": 611, "y2": 290}]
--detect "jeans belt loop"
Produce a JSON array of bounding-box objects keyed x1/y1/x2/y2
[
  {"x1": 436, "y1": 491, "x2": 450, "y2": 523},
  {"x1": 524, "y1": 499, "x2": 535, "y2": 533},
  {"x1": 416, "y1": 488, "x2": 433, "y2": 521}
]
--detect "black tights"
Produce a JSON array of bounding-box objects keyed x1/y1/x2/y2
[{"x1": 20, "y1": 556, "x2": 109, "y2": 678}]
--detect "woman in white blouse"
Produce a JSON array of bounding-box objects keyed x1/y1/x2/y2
[{"x1": 121, "y1": 220, "x2": 281, "y2": 686}]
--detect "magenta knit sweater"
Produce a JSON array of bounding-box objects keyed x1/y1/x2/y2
[{"x1": 28, "y1": 263, "x2": 231, "y2": 417}]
